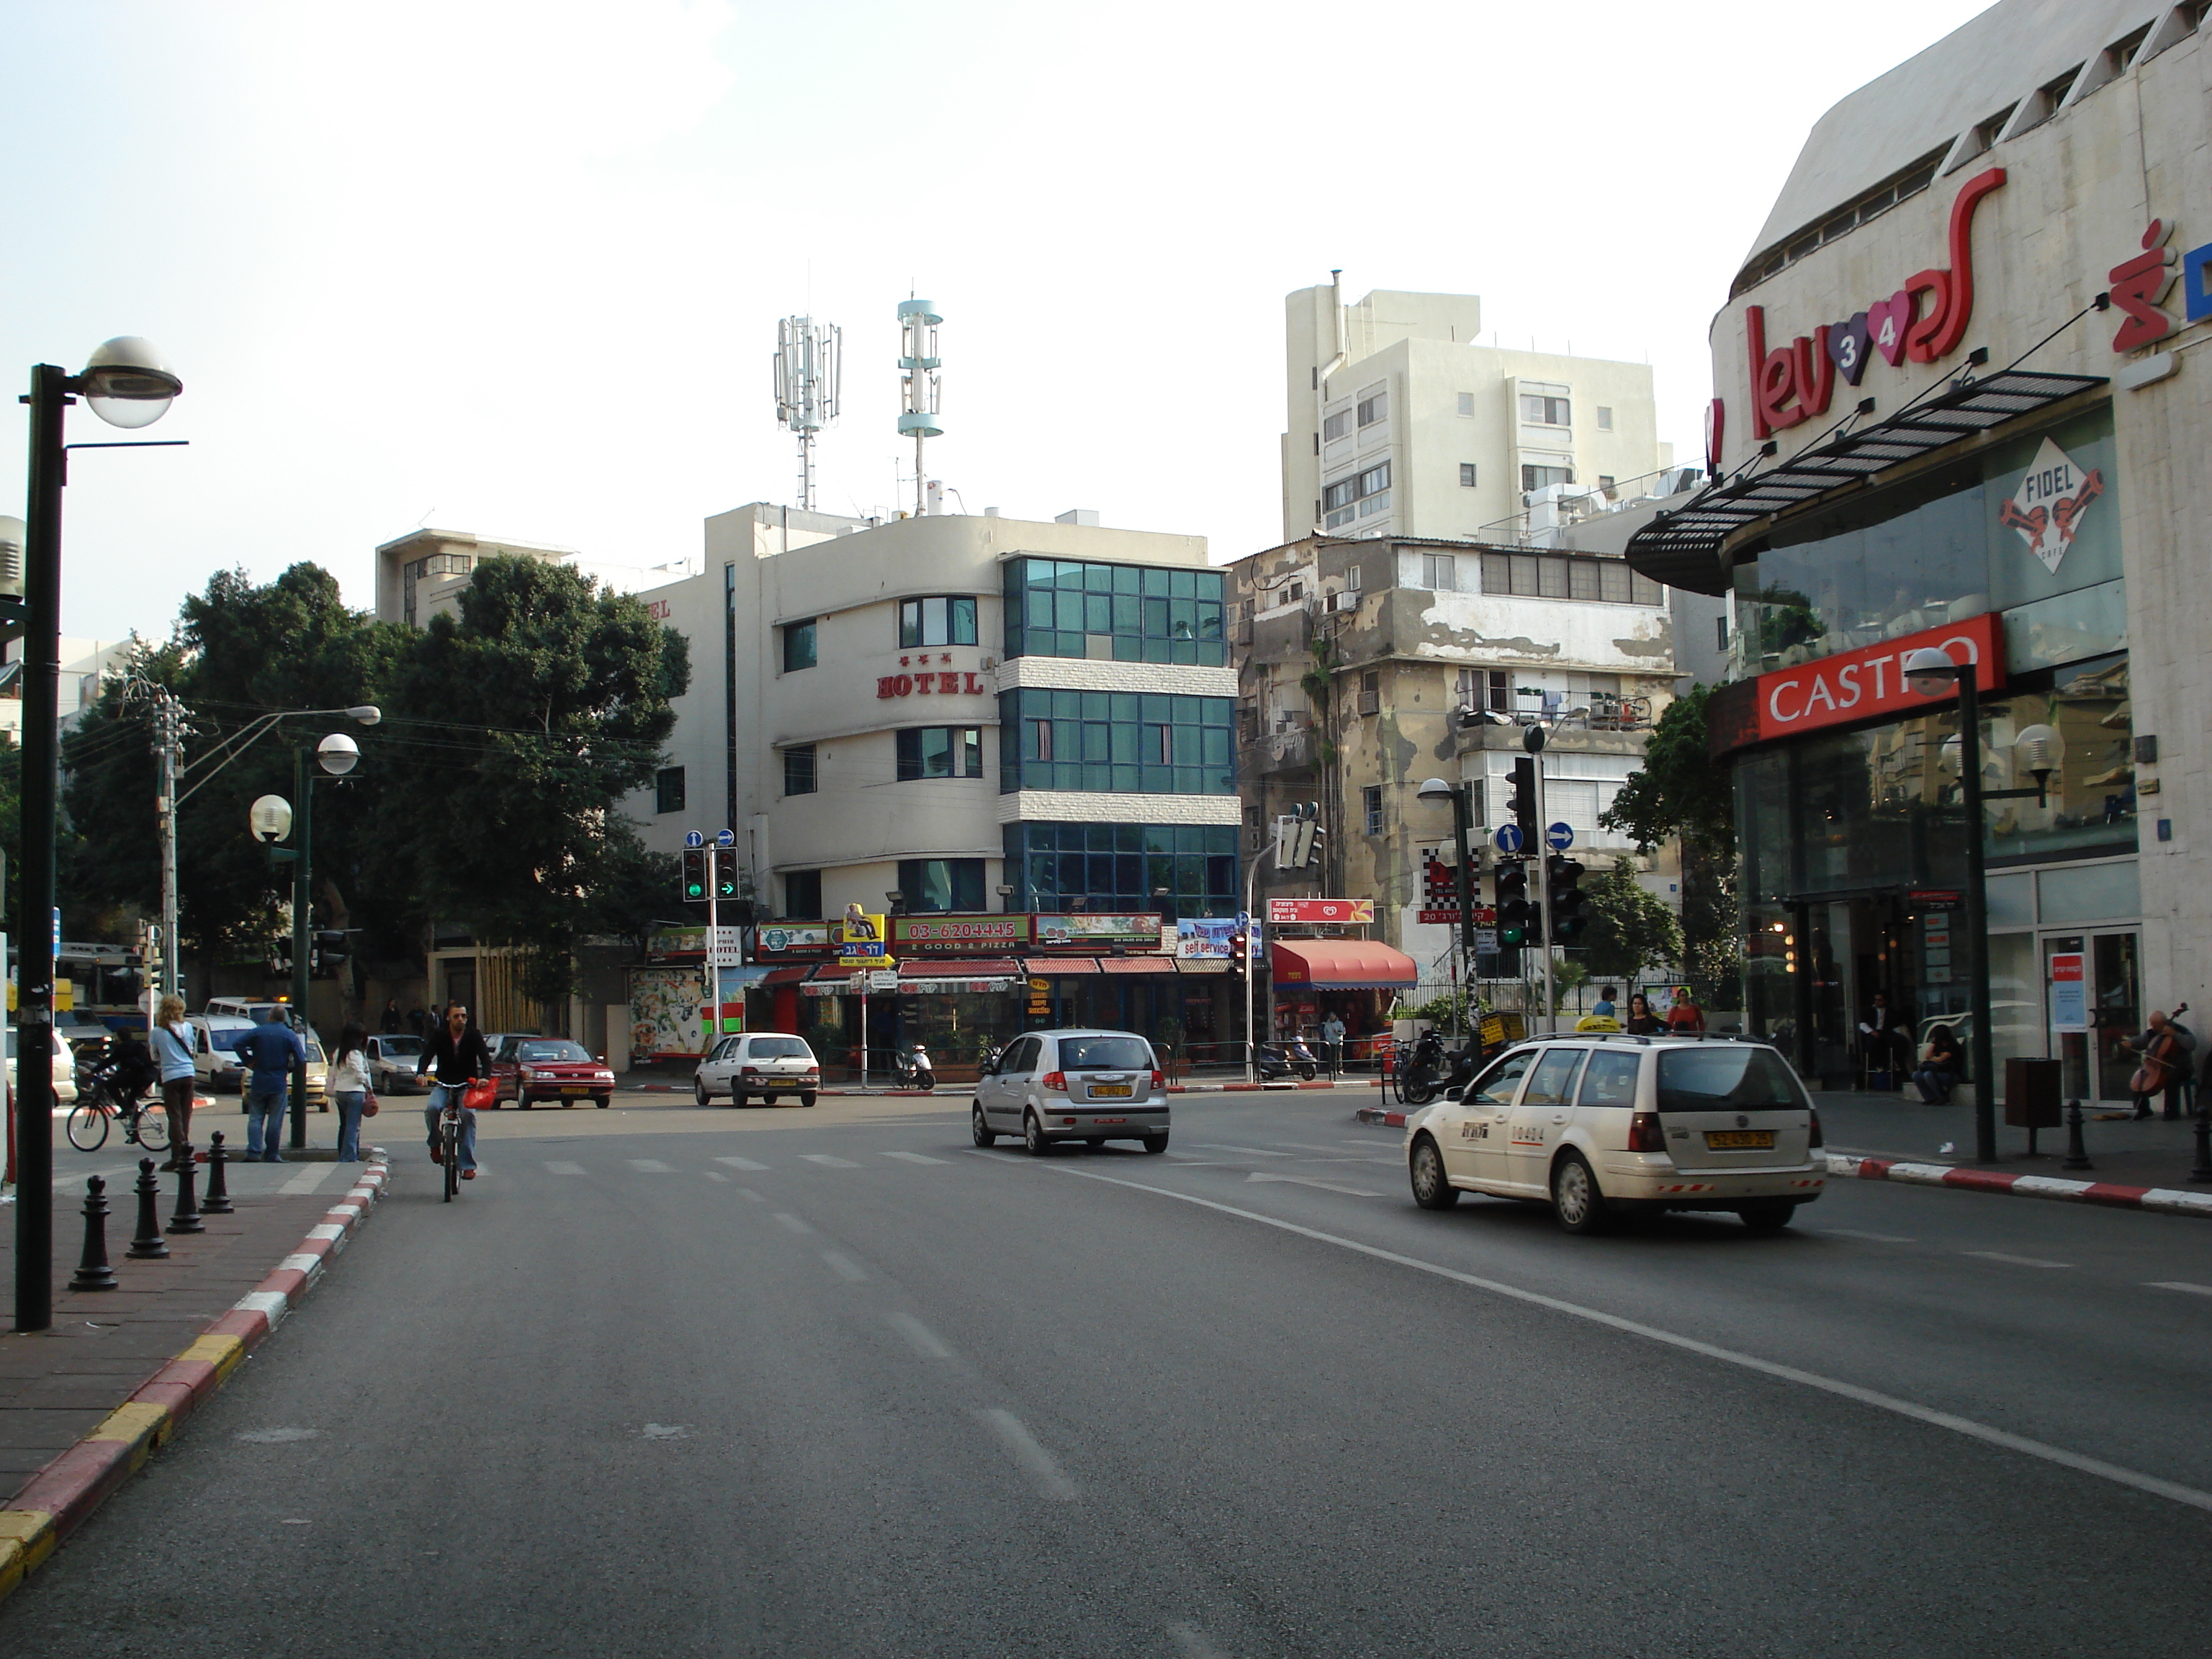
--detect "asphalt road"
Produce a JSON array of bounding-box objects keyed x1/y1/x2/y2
[{"x1": 7, "y1": 1089, "x2": 2212, "y2": 1656}]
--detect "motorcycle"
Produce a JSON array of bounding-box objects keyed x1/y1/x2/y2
[
  {"x1": 1398, "y1": 1028, "x2": 1483, "y2": 1106},
  {"x1": 1252, "y1": 1040, "x2": 1317, "y2": 1082},
  {"x1": 893, "y1": 1043, "x2": 936, "y2": 1092}
]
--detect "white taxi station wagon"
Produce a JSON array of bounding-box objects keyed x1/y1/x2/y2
[{"x1": 1403, "y1": 1034, "x2": 1826, "y2": 1233}]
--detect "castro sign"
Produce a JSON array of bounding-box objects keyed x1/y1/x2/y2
[{"x1": 1754, "y1": 612, "x2": 2003, "y2": 742}]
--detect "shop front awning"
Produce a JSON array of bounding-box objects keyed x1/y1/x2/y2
[
  {"x1": 901, "y1": 960, "x2": 1022, "y2": 981},
  {"x1": 758, "y1": 966, "x2": 814, "y2": 989},
  {"x1": 1269, "y1": 940, "x2": 1419, "y2": 991},
  {"x1": 1624, "y1": 366, "x2": 2109, "y2": 595},
  {"x1": 1025, "y1": 956, "x2": 1099, "y2": 975},
  {"x1": 1098, "y1": 957, "x2": 1176, "y2": 974}
]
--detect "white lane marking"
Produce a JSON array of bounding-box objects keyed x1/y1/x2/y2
[
  {"x1": 1192, "y1": 1143, "x2": 1295, "y2": 1157},
  {"x1": 2146, "y1": 1281, "x2": 2212, "y2": 1297},
  {"x1": 705, "y1": 1171, "x2": 731, "y2": 1183},
  {"x1": 1165, "y1": 1159, "x2": 1233, "y2": 1167},
  {"x1": 821, "y1": 1251, "x2": 867, "y2": 1282},
  {"x1": 887, "y1": 1312, "x2": 951, "y2": 1359},
  {"x1": 1964, "y1": 1250, "x2": 2074, "y2": 1269},
  {"x1": 976, "y1": 1408, "x2": 1077, "y2": 1501},
  {"x1": 1822, "y1": 1228, "x2": 1915, "y2": 1243},
  {"x1": 801, "y1": 1154, "x2": 861, "y2": 1168},
  {"x1": 881, "y1": 1151, "x2": 950, "y2": 1165},
  {"x1": 1246, "y1": 1172, "x2": 1383, "y2": 1198},
  {"x1": 736, "y1": 1188, "x2": 765, "y2": 1202},
  {"x1": 1047, "y1": 1164, "x2": 2212, "y2": 1516},
  {"x1": 773, "y1": 1211, "x2": 814, "y2": 1235},
  {"x1": 629, "y1": 1159, "x2": 676, "y2": 1174},
  {"x1": 1166, "y1": 1623, "x2": 1228, "y2": 1659},
  {"x1": 715, "y1": 1156, "x2": 770, "y2": 1172},
  {"x1": 278, "y1": 1164, "x2": 338, "y2": 1195},
  {"x1": 544, "y1": 1161, "x2": 587, "y2": 1177}
]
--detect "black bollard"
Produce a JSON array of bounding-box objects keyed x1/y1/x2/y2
[
  {"x1": 2191, "y1": 1097, "x2": 2212, "y2": 1186},
  {"x1": 126, "y1": 1159, "x2": 171, "y2": 1259},
  {"x1": 2061, "y1": 1097, "x2": 2094, "y2": 1172},
  {"x1": 202, "y1": 1132, "x2": 234, "y2": 1215},
  {"x1": 166, "y1": 1147, "x2": 204, "y2": 1235},
  {"x1": 70, "y1": 1176, "x2": 118, "y2": 1292}
]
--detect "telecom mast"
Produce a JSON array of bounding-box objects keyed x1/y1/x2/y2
[
  {"x1": 773, "y1": 316, "x2": 840, "y2": 511},
  {"x1": 896, "y1": 298, "x2": 943, "y2": 516}
]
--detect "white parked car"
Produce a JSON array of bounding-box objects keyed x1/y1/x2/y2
[
  {"x1": 694, "y1": 1033, "x2": 819, "y2": 1107},
  {"x1": 1403, "y1": 1033, "x2": 1826, "y2": 1233},
  {"x1": 186, "y1": 1015, "x2": 259, "y2": 1092},
  {"x1": 972, "y1": 1028, "x2": 1169, "y2": 1155},
  {"x1": 5, "y1": 1022, "x2": 80, "y2": 1105}
]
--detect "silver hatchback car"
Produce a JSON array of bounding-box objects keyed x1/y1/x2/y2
[{"x1": 973, "y1": 1028, "x2": 1170, "y2": 1155}]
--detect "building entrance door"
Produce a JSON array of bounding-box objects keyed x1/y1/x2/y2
[{"x1": 2042, "y1": 932, "x2": 2139, "y2": 1102}]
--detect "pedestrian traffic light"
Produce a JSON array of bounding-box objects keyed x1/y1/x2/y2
[
  {"x1": 1507, "y1": 757, "x2": 1538, "y2": 850},
  {"x1": 1548, "y1": 855, "x2": 1586, "y2": 945},
  {"x1": 712, "y1": 847, "x2": 741, "y2": 901},
  {"x1": 1495, "y1": 860, "x2": 1532, "y2": 945},
  {"x1": 681, "y1": 848, "x2": 708, "y2": 903}
]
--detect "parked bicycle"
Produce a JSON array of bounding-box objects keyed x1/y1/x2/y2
[{"x1": 65, "y1": 1053, "x2": 171, "y2": 1154}]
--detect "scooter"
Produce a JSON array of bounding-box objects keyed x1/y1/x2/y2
[
  {"x1": 1251, "y1": 1041, "x2": 1318, "y2": 1082},
  {"x1": 894, "y1": 1043, "x2": 936, "y2": 1092}
]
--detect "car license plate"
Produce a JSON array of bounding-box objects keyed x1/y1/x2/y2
[
  {"x1": 1091, "y1": 1083, "x2": 1133, "y2": 1097},
  {"x1": 561, "y1": 1087, "x2": 589, "y2": 1095},
  {"x1": 1704, "y1": 1130, "x2": 1774, "y2": 1150}
]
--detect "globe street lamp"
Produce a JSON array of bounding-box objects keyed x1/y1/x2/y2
[{"x1": 13, "y1": 339, "x2": 182, "y2": 1334}]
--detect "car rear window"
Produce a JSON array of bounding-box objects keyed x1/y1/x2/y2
[
  {"x1": 747, "y1": 1037, "x2": 811, "y2": 1060},
  {"x1": 1656, "y1": 1048, "x2": 1804, "y2": 1112},
  {"x1": 1056, "y1": 1036, "x2": 1151, "y2": 1071},
  {"x1": 519, "y1": 1041, "x2": 592, "y2": 1063}
]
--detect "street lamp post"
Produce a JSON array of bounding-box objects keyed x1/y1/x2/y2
[
  {"x1": 1902, "y1": 648, "x2": 2051, "y2": 1165},
  {"x1": 270, "y1": 733, "x2": 364, "y2": 1149},
  {"x1": 13, "y1": 339, "x2": 183, "y2": 1334}
]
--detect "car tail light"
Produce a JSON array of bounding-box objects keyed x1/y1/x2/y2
[
  {"x1": 805, "y1": 1066, "x2": 820, "y2": 1077},
  {"x1": 1150, "y1": 1068, "x2": 1165, "y2": 1089},
  {"x1": 1807, "y1": 1107, "x2": 1823, "y2": 1148},
  {"x1": 1627, "y1": 1111, "x2": 1666, "y2": 1153},
  {"x1": 1041, "y1": 1071, "x2": 1066, "y2": 1092}
]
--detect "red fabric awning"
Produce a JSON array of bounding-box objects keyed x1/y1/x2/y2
[
  {"x1": 1098, "y1": 957, "x2": 1175, "y2": 974},
  {"x1": 1269, "y1": 939, "x2": 1418, "y2": 990},
  {"x1": 900, "y1": 959, "x2": 1022, "y2": 979},
  {"x1": 1024, "y1": 957, "x2": 1098, "y2": 975}
]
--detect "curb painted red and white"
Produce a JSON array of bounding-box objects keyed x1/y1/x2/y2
[
  {"x1": 0, "y1": 1148, "x2": 393, "y2": 1605},
  {"x1": 1827, "y1": 1152, "x2": 2212, "y2": 1218}
]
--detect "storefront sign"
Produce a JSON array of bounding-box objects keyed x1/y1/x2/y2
[
  {"x1": 1035, "y1": 912, "x2": 1162, "y2": 949},
  {"x1": 2002, "y1": 438, "x2": 2103, "y2": 575},
  {"x1": 835, "y1": 911, "x2": 893, "y2": 968},
  {"x1": 890, "y1": 914, "x2": 1032, "y2": 954},
  {"x1": 1907, "y1": 890, "x2": 1962, "y2": 910},
  {"x1": 1753, "y1": 612, "x2": 2004, "y2": 742},
  {"x1": 876, "y1": 667, "x2": 988, "y2": 700},
  {"x1": 2049, "y1": 952, "x2": 2087, "y2": 1033},
  {"x1": 1176, "y1": 919, "x2": 1259, "y2": 959},
  {"x1": 1267, "y1": 898, "x2": 1375, "y2": 925},
  {"x1": 1746, "y1": 168, "x2": 2005, "y2": 438},
  {"x1": 755, "y1": 923, "x2": 831, "y2": 956}
]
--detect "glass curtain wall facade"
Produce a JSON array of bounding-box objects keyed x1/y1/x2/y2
[{"x1": 1002, "y1": 558, "x2": 1228, "y2": 665}]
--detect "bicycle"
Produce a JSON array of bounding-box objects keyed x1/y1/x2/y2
[
  {"x1": 65, "y1": 1061, "x2": 170, "y2": 1154},
  {"x1": 433, "y1": 1074, "x2": 493, "y2": 1200}
]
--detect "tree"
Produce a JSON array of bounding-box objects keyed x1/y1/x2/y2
[
  {"x1": 1577, "y1": 858, "x2": 1684, "y2": 984},
  {"x1": 1599, "y1": 685, "x2": 1740, "y2": 1000},
  {"x1": 385, "y1": 555, "x2": 690, "y2": 1001}
]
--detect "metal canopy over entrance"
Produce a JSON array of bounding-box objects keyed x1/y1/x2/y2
[{"x1": 1626, "y1": 367, "x2": 2110, "y2": 594}]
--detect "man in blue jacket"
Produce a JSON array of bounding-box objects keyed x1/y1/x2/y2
[{"x1": 235, "y1": 1006, "x2": 306, "y2": 1162}]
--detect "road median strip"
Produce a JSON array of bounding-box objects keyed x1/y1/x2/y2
[{"x1": 0, "y1": 1148, "x2": 392, "y2": 1606}]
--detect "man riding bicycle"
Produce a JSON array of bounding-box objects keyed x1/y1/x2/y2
[{"x1": 416, "y1": 1001, "x2": 492, "y2": 1181}]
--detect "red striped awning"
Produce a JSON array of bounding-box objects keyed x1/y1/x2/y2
[
  {"x1": 1025, "y1": 957, "x2": 1099, "y2": 975},
  {"x1": 1097, "y1": 957, "x2": 1175, "y2": 974},
  {"x1": 1269, "y1": 939, "x2": 1418, "y2": 990}
]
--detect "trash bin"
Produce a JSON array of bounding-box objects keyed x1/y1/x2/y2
[{"x1": 2005, "y1": 1057, "x2": 2063, "y2": 1151}]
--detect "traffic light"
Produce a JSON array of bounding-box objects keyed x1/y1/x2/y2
[
  {"x1": 1230, "y1": 930, "x2": 1249, "y2": 970},
  {"x1": 1506, "y1": 757, "x2": 1539, "y2": 853},
  {"x1": 712, "y1": 847, "x2": 742, "y2": 901},
  {"x1": 1495, "y1": 860, "x2": 1532, "y2": 945},
  {"x1": 681, "y1": 848, "x2": 708, "y2": 903},
  {"x1": 1548, "y1": 855, "x2": 1587, "y2": 945}
]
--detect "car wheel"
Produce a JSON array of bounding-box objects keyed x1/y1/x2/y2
[
  {"x1": 1084, "y1": 1136, "x2": 1107, "y2": 1150},
  {"x1": 594, "y1": 1096, "x2": 610, "y2": 1109},
  {"x1": 1141, "y1": 1132, "x2": 1169, "y2": 1154},
  {"x1": 693, "y1": 1079, "x2": 711, "y2": 1107},
  {"x1": 799, "y1": 1092, "x2": 817, "y2": 1107},
  {"x1": 1408, "y1": 1136, "x2": 1458, "y2": 1209},
  {"x1": 1023, "y1": 1110, "x2": 1052, "y2": 1156},
  {"x1": 1550, "y1": 1152, "x2": 1608, "y2": 1235},
  {"x1": 730, "y1": 1089, "x2": 747, "y2": 1107},
  {"x1": 1739, "y1": 1200, "x2": 1797, "y2": 1233},
  {"x1": 971, "y1": 1102, "x2": 996, "y2": 1147}
]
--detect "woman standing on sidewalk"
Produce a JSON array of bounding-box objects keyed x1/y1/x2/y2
[
  {"x1": 150, "y1": 994, "x2": 197, "y2": 1170},
  {"x1": 331, "y1": 1022, "x2": 372, "y2": 1162}
]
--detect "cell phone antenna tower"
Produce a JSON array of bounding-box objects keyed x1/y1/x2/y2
[
  {"x1": 774, "y1": 316, "x2": 840, "y2": 511},
  {"x1": 896, "y1": 298, "x2": 943, "y2": 516}
]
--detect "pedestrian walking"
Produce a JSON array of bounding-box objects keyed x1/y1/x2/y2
[
  {"x1": 1624, "y1": 993, "x2": 1665, "y2": 1035},
  {"x1": 380, "y1": 998, "x2": 403, "y2": 1035},
  {"x1": 149, "y1": 994, "x2": 197, "y2": 1169},
  {"x1": 1321, "y1": 1012, "x2": 1345, "y2": 1076},
  {"x1": 331, "y1": 1022, "x2": 372, "y2": 1162},
  {"x1": 234, "y1": 1005, "x2": 306, "y2": 1162},
  {"x1": 1665, "y1": 986, "x2": 1706, "y2": 1034},
  {"x1": 1913, "y1": 1022, "x2": 1964, "y2": 1103}
]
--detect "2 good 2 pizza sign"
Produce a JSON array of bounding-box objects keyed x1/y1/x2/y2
[{"x1": 1744, "y1": 169, "x2": 2006, "y2": 440}]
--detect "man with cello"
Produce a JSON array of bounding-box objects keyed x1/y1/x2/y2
[{"x1": 2123, "y1": 1003, "x2": 2194, "y2": 1121}]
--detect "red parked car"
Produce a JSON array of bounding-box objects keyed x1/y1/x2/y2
[{"x1": 492, "y1": 1036, "x2": 616, "y2": 1109}]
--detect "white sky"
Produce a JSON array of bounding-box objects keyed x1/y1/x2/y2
[{"x1": 0, "y1": 0, "x2": 1997, "y2": 643}]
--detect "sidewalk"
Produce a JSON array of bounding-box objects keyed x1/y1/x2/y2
[
  {"x1": 0, "y1": 1151, "x2": 391, "y2": 1599},
  {"x1": 1814, "y1": 1087, "x2": 2209, "y2": 1190}
]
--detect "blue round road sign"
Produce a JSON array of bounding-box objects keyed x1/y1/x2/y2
[
  {"x1": 1493, "y1": 824, "x2": 1524, "y2": 854},
  {"x1": 683, "y1": 830, "x2": 705, "y2": 849},
  {"x1": 1547, "y1": 822, "x2": 1575, "y2": 851}
]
